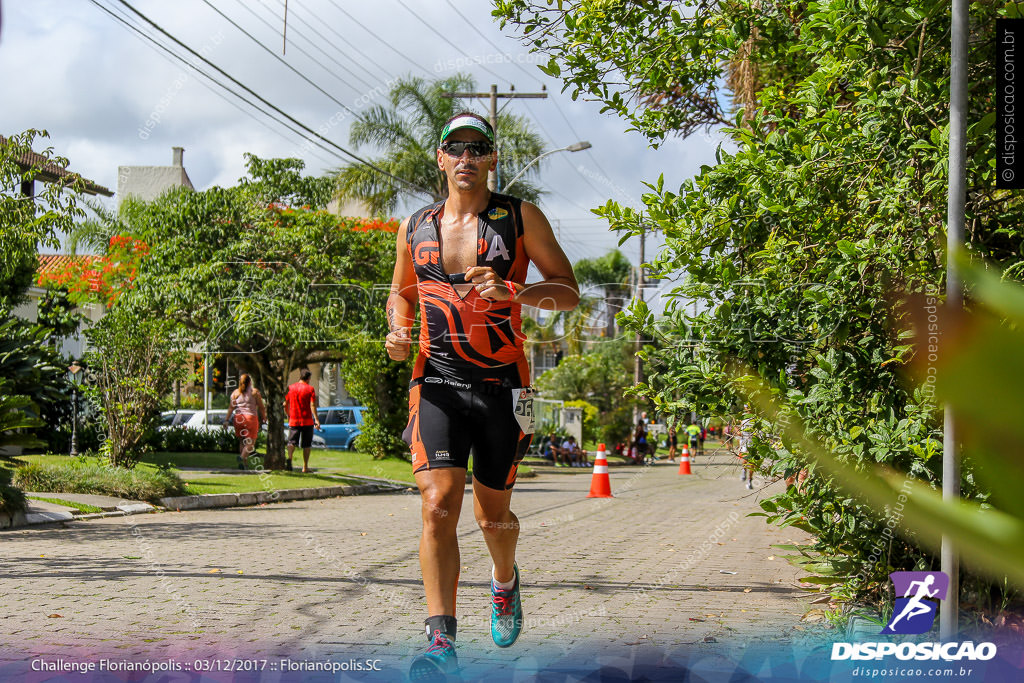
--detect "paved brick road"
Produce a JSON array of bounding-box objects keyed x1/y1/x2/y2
[{"x1": 0, "y1": 455, "x2": 815, "y2": 677}]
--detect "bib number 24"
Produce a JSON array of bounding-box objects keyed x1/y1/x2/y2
[{"x1": 512, "y1": 388, "x2": 536, "y2": 435}]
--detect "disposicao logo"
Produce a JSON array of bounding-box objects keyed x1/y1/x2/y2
[
  {"x1": 830, "y1": 571, "x2": 997, "y2": 662},
  {"x1": 882, "y1": 571, "x2": 948, "y2": 635}
]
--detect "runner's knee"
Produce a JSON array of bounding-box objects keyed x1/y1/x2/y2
[
  {"x1": 476, "y1": 511, "x2": 518, "y2": 536},
  {"x1": 420, "y1": 489, "x2": 461, "y2": 532}
]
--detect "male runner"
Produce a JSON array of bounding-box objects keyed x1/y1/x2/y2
[{"x1": 386, "y1": 111, "x2": 579, "y2": 678}]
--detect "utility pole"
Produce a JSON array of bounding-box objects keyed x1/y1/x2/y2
[
  {"x1": 633, "y1": 227, "x2": 645, "y2": 425},
  {"x1": 940, "y1": 0, "x2": 968, "y2": 642},
  {"x1": 442, "y1": 84, "x2": 547, "y2": 190}
]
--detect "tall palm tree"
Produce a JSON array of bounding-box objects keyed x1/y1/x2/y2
[
  {"x1": 573, "y1": 249, "x2": 633, "y2": 339},
  {"x1": 335, "y1": 74, "x2": 546, "y2": 215}
]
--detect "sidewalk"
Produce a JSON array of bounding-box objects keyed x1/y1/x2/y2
[
  {"x1": 1, "y1": 493, "x2": 156, "y2": 529},
  {"x1": 1, "y1": 473, "x2": 408, "y2": 529}
]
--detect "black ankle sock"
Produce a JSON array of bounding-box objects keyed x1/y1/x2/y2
[{"x1": 424, "y1": 615, "x2": 457, "y2": 641}]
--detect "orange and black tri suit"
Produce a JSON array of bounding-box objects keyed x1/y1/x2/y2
[{"x1": 401, "y1": 193, "x2": 535, "y2": 490}]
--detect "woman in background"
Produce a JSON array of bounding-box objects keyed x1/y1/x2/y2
[{"x1": 223, "y1": 373, "x2": 266, "y2": 469}]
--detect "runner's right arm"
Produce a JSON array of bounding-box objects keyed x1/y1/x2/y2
[{"x1": 386, "y1": 217, "x2": 418, "y2": 361}]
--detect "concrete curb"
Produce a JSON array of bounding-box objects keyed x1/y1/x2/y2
[
  {"x1": 523, "y1": 459, "x2": 658, "y2": 470},
  {"x1": 159, "y1": 482, "x2": 404, "y2": 511},
  {"x1": 1, "y1": 503, "x2": 159, "y2": 531},
  {"x1": 0, "y1": 509, "x2": 27, "y2": 530},
  {"x1": 2, "y1": 481, "x2": 406, "y2": 529}
]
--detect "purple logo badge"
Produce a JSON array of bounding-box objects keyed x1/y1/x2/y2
[{"x1": 880, "y1": 571, "x2": 949, "y2": 635}]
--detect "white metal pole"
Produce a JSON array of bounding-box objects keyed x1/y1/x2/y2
[{"x1": 940, "y1": 0, "x2": 968, "y2": 641}]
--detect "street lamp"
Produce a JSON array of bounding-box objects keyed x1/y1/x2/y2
[
  {"x1": 67, "y1": 362, "x2": 83, "y2": 457},
  {"x1": 501, "y1": 141, "x2": 592, "y2": 194}
]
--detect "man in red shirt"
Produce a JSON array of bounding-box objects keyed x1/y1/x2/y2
[{"x1": 283, "y1": 368, "x2": 320, "y2": 472}]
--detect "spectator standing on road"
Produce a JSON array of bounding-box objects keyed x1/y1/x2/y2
[
  {"x1": 667, "y1": 426, "x2": 678, "y2": 463},
  {"x1": 631, "y1": 420, "x2": 648, "y2": 464},
  {"x1": 222, "y1": 373, "x2": 266, "y2": 470},
  {"x1": 384, "y1": 112, "x2": 579, "y2": 678},
  {"x1": 738, "y1": 417, "x2": 755, "y2": 489},
  {"x1": 283, "y1": 368, "x2": 320, "y2": 473},
  {"x1": 685, "y1": 422, "x2": 701, "y2": 459}
]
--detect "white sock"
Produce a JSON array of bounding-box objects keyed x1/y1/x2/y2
[{"x1": 492, "y1": 566, "x2": 516, "y2": 591}]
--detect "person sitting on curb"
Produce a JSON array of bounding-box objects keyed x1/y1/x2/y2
[
  {"x1": 561, "y1": 436, "x2": 588, "y2": 468},
  {"x1": 542, "y1": 433, "x2": 562, "y2": 464}
]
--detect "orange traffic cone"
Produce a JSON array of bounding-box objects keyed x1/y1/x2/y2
[
  {"x1": 587, "y1": 443, "x2": 613, "y2": 498},
  {"x1": 678, "y1": 444, "x2": 693, "y2": 475}
]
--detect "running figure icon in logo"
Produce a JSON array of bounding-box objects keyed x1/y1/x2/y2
[{"x1": 881, "y1": 571, "x2": 949, "y2": 635}]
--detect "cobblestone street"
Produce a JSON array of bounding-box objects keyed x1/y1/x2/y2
[{"x1": 1, "y1": 456, "x2": 817, "y2": 676}]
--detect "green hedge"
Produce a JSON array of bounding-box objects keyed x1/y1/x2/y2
[
  {"x1": 44, "y1": 425, "x2": 266, "y2": 457},
  {"x1": 43, "y1": 421, "x2": 106, "y2": 455},
  {"x1": 0, "y1": 465, "x2": 26, "y2": 515},
  {"x1": 152, "y1": 427, "x2": 265, "y2": 453},
  {"x1": 13, "y1": 461, "x2": 186, "y2": 503}
]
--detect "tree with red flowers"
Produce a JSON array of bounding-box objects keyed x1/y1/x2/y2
[
  {"x1": 121, "y1": 155, "x2": 409, "y2": 467},
  {"x1": 37, "y1": 234, "x2": 149, "y2": 308}
]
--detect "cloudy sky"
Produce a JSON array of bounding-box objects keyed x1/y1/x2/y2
[{"x1": 1, "y1": 0, "x2": 727, "y2": 271}]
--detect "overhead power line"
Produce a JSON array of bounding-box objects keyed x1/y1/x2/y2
[
  {"x1": 442, "y1": 0, "x2": 544, "y2": 87},
  {"x1": 201, "y1": 0, "x2": 366, "y2": 120},
  {"x1": 103, "y1": 0, "x2": 436, "y2": 198},
  {"x1": 394, "y1": 0, "x2": 509, "y2": 84},
  {"x1": 249, "y1": 0, "x2": 376, "y2": 91},
  {"x1": 92, "y1": 0, "x2": 341, "y2": 167},
  {"x1": 258, "y1": 0, "x2": 389, "y2": 86},
  {"x1": 322, "y1": 0, "x2": 432, "y2": 77},
  {"x1": 229, "y1": 0, "x2": 375, "y2": 91}
]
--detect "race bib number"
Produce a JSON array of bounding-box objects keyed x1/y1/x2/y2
[{"x1": 512, "y1": 387, "x2": 536, "y2": 435}]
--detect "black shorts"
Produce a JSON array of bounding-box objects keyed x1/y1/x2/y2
[
  {"x1": 288, "y1": 425, "x2": 314, "y2": 449},
  {"x1": 403, "y1": 360, "x2": 533, "y2": 491}
]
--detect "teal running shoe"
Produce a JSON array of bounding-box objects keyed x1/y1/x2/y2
[
  {"x1": 490, "y1": 563, "x2": 523, "y2": 648},
  {"x1": 409, "y1": 630, "x2": 458, "y2": 681}
]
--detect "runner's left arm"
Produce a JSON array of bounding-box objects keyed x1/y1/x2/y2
[{"x1": 466, "y1": 201, "x2": 578, "y2": 310}]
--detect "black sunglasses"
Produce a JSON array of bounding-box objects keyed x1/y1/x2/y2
[{"x1": 441, "y1": 141, "x2": 493, "y2": 157}]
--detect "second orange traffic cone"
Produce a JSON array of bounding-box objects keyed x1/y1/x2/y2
[
  {"x1": 587, "y1": 443, "x2": 613, "y2": 498},
  {"x1": 678, "y1": 444, "x2": 693, "y2": 475}
]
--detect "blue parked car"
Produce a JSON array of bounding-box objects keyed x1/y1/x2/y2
[{"x1": 314, "y1": 406, "x2": 367, "y2": 450}]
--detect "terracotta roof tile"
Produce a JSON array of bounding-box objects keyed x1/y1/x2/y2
[
  {"x1": 37, "y1": 254, "x2": 100, "y2": 276},
  {"x1": 2, "y1": 135, "x2": 113, "y2": 197}
]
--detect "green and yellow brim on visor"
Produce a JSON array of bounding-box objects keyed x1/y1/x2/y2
[{"x1": 439, "y1": 116, "x2": 495, "y2": 145}]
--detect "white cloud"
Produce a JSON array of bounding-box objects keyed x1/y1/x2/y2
[{"x1": 3, "y1": 0, "x2": 727, "y2": 264}]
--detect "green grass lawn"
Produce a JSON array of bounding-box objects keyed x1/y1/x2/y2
[
  {"x1": 140, "y1": 449, "x2": 416, "y2": 480},
  {"x1": 18, "y1": 454, "x2": 167, "y2": 475},
  {"x1": 183, "y1": 473, "x2": 367, "y2": 495},
  {"x1": 15, "y1": 449, "x2": 532, "y2": 495},
  {"x1": 26, "y1": 495, "x2": 104, "y2": 514}
]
